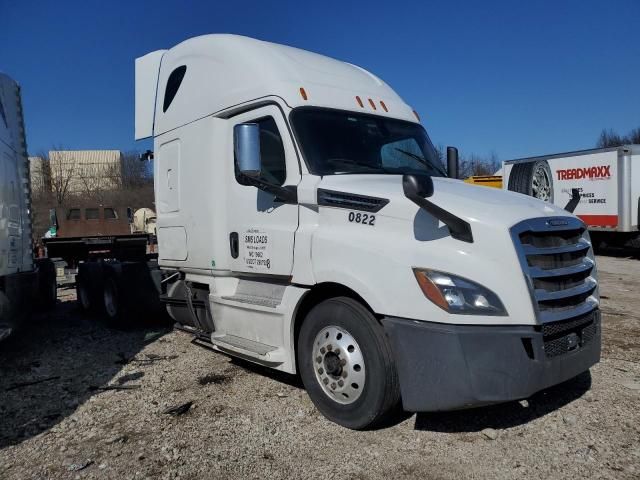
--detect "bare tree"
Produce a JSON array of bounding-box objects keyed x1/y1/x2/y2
[
  {"x1": 460, "y1": 151, "x2": 501, "y2": 178},
  {"x1": 597, "y1": 127, "x2": 640, "y2": 148},
  {"x1": 121, "y1": 151, "x2": 153, "y2": 189},
  {"x1": 434, "y1": 144, "x2": 500, "y2": 178},
  {"x1": 28, "y1": 155, "x2": 51, "y2": 201},
  {"x1": 39, "y1": 149, "x2": 76, "y2": 206}
]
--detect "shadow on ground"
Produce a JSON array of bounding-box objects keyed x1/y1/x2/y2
[
  {"x1": 192, "y1": 327, "x2": 593, "y2": 432},
  {"x1": 593, "y1": 245, "x2": 640, "y2": 259},
  {"x1": 414, "y1": 370, "x2": 592, "y2": 432},
  {"x1": 0, "y1": 290, "x2": 169, "y2": 449}
]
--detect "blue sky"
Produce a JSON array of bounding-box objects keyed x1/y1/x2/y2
[{"x1": 1, "y1": 0, "x2": 638, "y2": 160}]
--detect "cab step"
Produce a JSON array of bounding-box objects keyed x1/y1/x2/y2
[
  {"x1": 210, "y1": 334, "x2": 278, "y2": 356},
  {"x1": 219, "y1": 294, "x2": 280, "y2": 308}
]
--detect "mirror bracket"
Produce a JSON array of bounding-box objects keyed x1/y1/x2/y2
[
  {"x1": 239, "y1": 174, "x2": 298, "y2": 204},
  {"x1": 564, "y1": 188, "x2": 580, "y2": 213}
]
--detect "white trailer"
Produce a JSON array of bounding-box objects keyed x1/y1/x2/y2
[
  {"x1": 0, "y1": 73, "x2": 56, "y2": 340},
  {"x1": 79, "y1": 34, "x2": 602, "y2": 429},
  {"x1": 503, "y1": 146, "x2": 640, "y2": 246}
]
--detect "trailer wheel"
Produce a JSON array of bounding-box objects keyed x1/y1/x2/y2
[
  {"x1": 77, "y1": 280, "x2": 91, "y2": 312},
  {"x1": 508, "y1": 159, "x2": 554, "y2": 203},
  {"x1": 35, "y1": 258, "x2": 57, "y2": 310},
  {"x1": 297, "y1": 297, "x2": 401, "y2": 430},
  {"x1": 103, "y1": 275, "x2": 125, "y2": 327}
]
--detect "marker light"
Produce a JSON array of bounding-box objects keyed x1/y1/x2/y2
[
  {"x1": 368, "y1": 98, "x2": 377, "y2": 110},
  {"x1": 413, "y1": 269, "x2": 507, "y2": 316},
  {"x1": 299, "y1": 87, "x2": 308, "y2": 100},
  {"x1": 355, "y1": 96, "x2": 364, "y2": 108},
  {"x1": 380, "y1": 100, "x2": 388, "y2": 112}
]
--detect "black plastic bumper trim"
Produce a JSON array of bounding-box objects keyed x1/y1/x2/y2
[{"x1": 381, "y1": 312, "x2": 601, "y2": 412}]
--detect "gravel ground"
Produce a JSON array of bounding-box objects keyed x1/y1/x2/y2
[{"x1": 1, "y1": 254, "x2": 639, "y2": 479}]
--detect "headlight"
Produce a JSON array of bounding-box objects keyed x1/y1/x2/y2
[{"x1": 413, "y1": 268, "x2": 507, "y2": 316}]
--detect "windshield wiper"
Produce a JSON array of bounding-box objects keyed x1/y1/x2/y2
[
  {"x1": 327, "y1": 158, "x2": 393, "y2": 174},
  {"x1": 394, "y1": 148, "x2": 447, "y2": 176}
]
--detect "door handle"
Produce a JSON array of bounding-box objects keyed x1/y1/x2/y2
[{"x1": 229, "y1": 232, "x2": 239, "y2": 259}]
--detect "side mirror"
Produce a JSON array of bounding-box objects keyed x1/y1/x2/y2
[
  {"x1": 402, "y1": 173, "x2": 473, "y2": 243},
  {"x1": 402, "y1": 174, "x2": 434, "y2": 199},
  {"x1": 139, "y1": 150, "x2": 154, "y2": 161},
  {"x1": 234, "y1": 123, "x2": 261, "y2": 178},
  {"x1": 447, "y1": 146, "x2": 459, "y2": 179},
  {"x1": 49, "y1": 208, "x2": 58, "y2": 228}
]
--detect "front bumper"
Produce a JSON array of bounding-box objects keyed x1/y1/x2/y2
[{"x1": 381, "y1": 310, "x2": 601, "y2": 412}]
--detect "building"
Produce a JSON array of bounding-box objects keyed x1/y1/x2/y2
[{"x1": 48, "y1": 150, "x2": 123, "y2": 196}]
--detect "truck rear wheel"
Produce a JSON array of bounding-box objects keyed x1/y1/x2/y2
[
  {"x1": 35, "y1": 258, "x2": 57, "y2": 310},
  {"x1": 508, "y1": 159, "x2": 554, "y2": 203},
  {"x1": 297, "y1": 297, "x2": 401, "y2": 430},
  {"x1": 76, "y1": 262, "x2": 105, "y2": 314},
  {"x1": 103, "y1": 275, "x2": 125, "y2": 327},
  {"x1": 77, "y1": 280, "x2": 91, "y2": 311}
]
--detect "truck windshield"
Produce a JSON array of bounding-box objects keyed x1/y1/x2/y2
[{"x1": 291, "y1": 108, "x2": 446, "y2": 177}]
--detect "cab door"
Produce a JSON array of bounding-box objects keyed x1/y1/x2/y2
[{"x1": 227, "y1": 106, "x2": 300, "y2": 276}]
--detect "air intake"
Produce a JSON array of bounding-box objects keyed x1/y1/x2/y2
[{"x1": 317, "y1": 189, "x2": 389, "y2": 213}]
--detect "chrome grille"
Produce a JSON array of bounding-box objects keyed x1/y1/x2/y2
[{"x1": 511, "y1": 217, "x2": 598, "y2": 323}]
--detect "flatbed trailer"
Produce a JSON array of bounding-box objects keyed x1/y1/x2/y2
[{"x1": 43, "y1": 232, "x2": 167, "y2": 325}]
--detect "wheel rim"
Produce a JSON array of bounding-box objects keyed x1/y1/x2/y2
[
  {"x1": 312, "y1": 326, "x2": 365, "y2": 405},
  {"x1": 532, "y1": 165, "x2": 551, "y2": 201},
  {"x1": 78, "y1": 284, "x2": 90, "y2": 310},
  {"x1": 104, "y1": 281, "x2": 118, "y2": 318}
]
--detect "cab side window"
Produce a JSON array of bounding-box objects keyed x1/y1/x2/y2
[{"x1": 235, "y1": 117, "x2": 287, "y2": 186}]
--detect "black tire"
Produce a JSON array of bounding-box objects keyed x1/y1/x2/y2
[
  {"x1": 508, "y1": 159, "x2": 554, "y2": 203},
  {"x1": 76, "y1": 275, "x2": 92, "y2": 312},
  {"x1": 76, "y1": 262, "x2": 105, "y2": 314},
  {"x1": 297, "y1": 297, "x2": 401, "y2": 430},
  {"x1": 103, "y1": 274, "x2": 126, "y2": 328},
  {"x1": 35, "y1": 258, "x2": 57, "y2": 310}
]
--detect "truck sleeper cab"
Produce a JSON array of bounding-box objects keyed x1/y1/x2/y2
[{"x1": 135, "y1": 35, "x2": 601, "y2": 429}]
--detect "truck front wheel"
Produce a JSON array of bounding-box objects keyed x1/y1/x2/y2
[{"x1": 297, "y1": 297, "x2": 401, "y2": 430}]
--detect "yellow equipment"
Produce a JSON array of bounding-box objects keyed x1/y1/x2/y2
[{"x1": 464, "y1": 175, "x2": 503, "y2": 189}]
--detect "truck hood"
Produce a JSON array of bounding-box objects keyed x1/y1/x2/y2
[{"x1": 317, "y1": 174, "x2": 571, "y2": 229}]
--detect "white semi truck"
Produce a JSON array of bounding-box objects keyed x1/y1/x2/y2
[
  {"x1": 78, "y1": 34, "x2": 601, "y2": 429},
  {"x1": 0, "y1": 73, "x2": 56, "y2": 341},
  {"x1": 503, "y1": 146, "x2": 640, "y2": 247}
]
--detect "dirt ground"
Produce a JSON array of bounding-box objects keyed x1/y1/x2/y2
[{"x1": 1, "y1": 254, "x2": 639, "y2": 479}]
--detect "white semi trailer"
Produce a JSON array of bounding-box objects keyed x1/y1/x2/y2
[
  {"x1": 78, "y1": 35, "x2": 602, "y2": 429},
  {"x1": 0, "y1": 73, "x2": 56, "y2": 341},
  {"x1": 503, "y1": 146, "x2": 640, "y2": 247}
]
